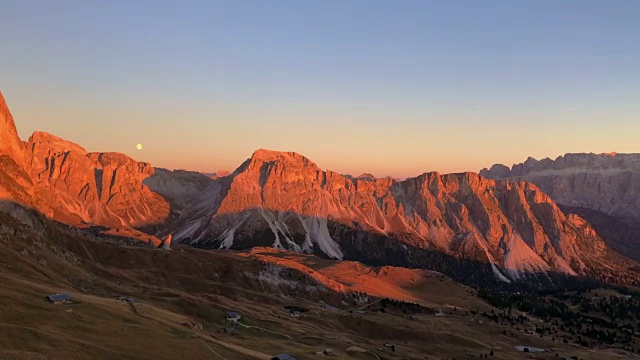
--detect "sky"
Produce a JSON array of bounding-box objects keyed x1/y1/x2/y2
[{"x1": 0, "y1": 0, "x2": 639, "y2": 178}]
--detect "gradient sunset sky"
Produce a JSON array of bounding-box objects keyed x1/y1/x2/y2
[{"x1": 1, "y1": 1, "x2": 639, "y2": 178}]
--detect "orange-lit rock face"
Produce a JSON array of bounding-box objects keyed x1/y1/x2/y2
[
  {"x1": 25, "y1": 132, "x2": 170, "y2": 227},
  {"x1": 179, "y1": 148, "x2": 612, "y2": 280},
  {"x1": 1, "y1": 94, "x2": 169, "y2": 228},
  {"x1": 218, "y1": 149, "x2": 391, "y2": 219},
  {"x1": 0, "y1": 92, "x2": 38, "y2": 207},
  {"x1": 1, "y1": 93, "x2": 169, "y2": 229},
  {"x1": 0, "y1": 92, "x2": 27, "y2": 167}
]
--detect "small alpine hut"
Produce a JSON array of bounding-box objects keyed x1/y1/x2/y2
[
  {"x1": 47, "y1": 293, "x2": 71, "y2": 305},
  {"x1": 226, "y1": 311, "x2": 241, "y2": 322}
]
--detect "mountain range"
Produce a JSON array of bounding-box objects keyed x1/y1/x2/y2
[
  {"x1": 1, "y1": 90, "x2": 638, "y2": 288},
  {"x1": 481, "y1": 154, "x2": 640, "y2": 261}
]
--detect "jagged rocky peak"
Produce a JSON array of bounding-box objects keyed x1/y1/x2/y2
[
  {"x1": 233, "y1": 148, "x2": 329, "y2": 190},
  {"x1": 0, "y1": 91, "x2": 28, "y2": 164},
  {"x1": 28, "y1": 131, "x2": 153, "y2": 172},
  {"x1": 524, "y1": 156, "x2": 538, "y2": 163},
  {"x1": 443, "y1": 171, "x2": 496, "y2": 188},
  {"x1": 358, "y1": 173, "x2": 376, "y2": 180},
  {"x1": 159, "y1": 233, "x2": 173, "y2": 250},
  {"x1": 251, "y1": 148, "x2": 309, "y2": 161},
  {"x1": 248, "y1": 148, "x2": 320, "y2": 170},
  {"x1": 481, "y1": 164, "x2": 510, "y2": 179},
  {"x1": 239, "y1": 149, "x2": 400, "y2": 191},
  {"x1": 28, "y1": 131, "x2": 88, "y2": 154},
  {"x1": 0, "y1": 91, "x2": 19, "y2": 140},
  {"x1": 0, "y1": 91, "x2": 39, "y2": 207}
]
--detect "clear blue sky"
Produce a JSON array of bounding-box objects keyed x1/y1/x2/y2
[{"x1": 1, "y1": 0, "x2": 639, "y2": 177}]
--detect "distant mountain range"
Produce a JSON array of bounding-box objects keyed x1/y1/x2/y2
[
  {"x1": 0, "y1": 90, "x2": 638, "y2": 288},
  {"x1": 481, "y1": 153, "x2": 640, "y2": 261}
]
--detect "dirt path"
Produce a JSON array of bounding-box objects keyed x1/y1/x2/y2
[
  {"x1": 126, "y1": 300, "x2": 270, "y2": 359},
  {"x1": 206, "y1": 336, "x2": 272, "y2": 360},
  {"x1": 295, "y1": 335, "x2": 381, "y2": 360},
  {"x1": 351, "y1": 299, "x2": 382, "y2": 310},
  {"x1": 236, "y1": 322, "x2": 292, "y2": 339},
  {"x1": 234, "y1": 317, "x2": 381, "y2": 359},
  {"x1": 128, "y1": 302, "x2": 140, "y2": 316},
  {"x1": 77, "y1": 240, "x2": 95, "y2": 262},
  {"x1": 200, "y1": 340, "x2": 229, "y2": 360}
]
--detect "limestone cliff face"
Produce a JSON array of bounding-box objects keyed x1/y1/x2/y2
[
  {"x1": 480, "y1": 153, "x2": 640, "y2": 260},
  {"x1": 170, "y1": 149, "x2": 619, "y2": 281},
  {"x1": 25, "y1": 131, "x2": 170, "y2": 227},
  {"x1": 0, "y1": 92, "x2": 39, "y2": 208},
  {"x1": 0, "y1": 92, "x2": 28, "y2": 168},
  {"x1": 480, "y1": 153, "x2": 640, "y2": 221},
  {"x1": 0, "y1": 92, "x2": 169, "y2": 228}
]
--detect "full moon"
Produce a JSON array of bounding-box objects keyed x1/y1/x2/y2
[{"x1": 136, "y1": 144, "x2": 143, "y2": 150}]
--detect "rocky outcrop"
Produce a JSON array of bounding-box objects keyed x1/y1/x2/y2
[
  {"x1": 357, "y1": 173, "x2": 377, "y2": 180},
  {"x1": 480, "y1": 153, "x2": 640, "y2": 260},
  {"x1": 159, "y1": 233, "x2": 172, "y2": 250},
  {"x1": 0, "y1": 92, "x2": 28, "y2": 168},
  {"x1": 0, "y1": 92, "x2": 40, "y2": 209}
]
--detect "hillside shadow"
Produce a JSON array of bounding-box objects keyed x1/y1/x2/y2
[
  {"x1": 139, "y1": 168, "x2": 234, "y2": 237},
  {"x1": 0, "y1": 199, "x2": 160, "y2": 248},
  {"x1": 1, "y1": 197, "x2": 636, "y2": 294},
  {"x1": 559, "y1": 204, "x2": 640, "y2": 262}
]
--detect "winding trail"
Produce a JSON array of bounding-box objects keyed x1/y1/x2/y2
[
  {"x1": 127, "y1": 302, "x2": 140, "y2": 316},
  {"x1": 236, "y1": 322, "x2": 292, "y2": 339},
  {"x1": 207, "y1": 337, "x2": 271, "y2": 359},
  {"x1": 201, "y1": 340, "x2": 229, "y2": 360},
  {"x1": 125, "y1": 299, "x2": 269, "y2": 359},
  {"x1": 296, "y1": 335, "x2": 381, "y2": 360},
  {"x1": 351, "y1": 299, "x2": 382, "y2": 310},
  {"x1": 125, "y1": 295, "x2": 377, "y2": 359}
]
